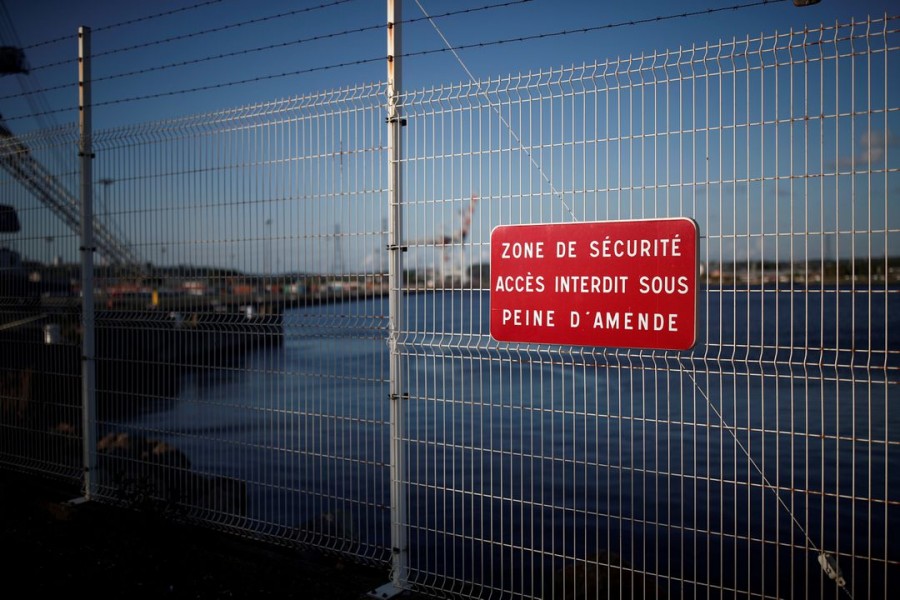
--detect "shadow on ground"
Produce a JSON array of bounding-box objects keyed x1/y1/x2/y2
[{"x1": 0, "y1": 470, "x2": 408, "y2": 599}]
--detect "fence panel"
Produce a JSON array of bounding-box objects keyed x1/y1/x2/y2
[
  {"x1": 1, "y1": 12, "x2": 897, "y2": 599},
  {"x1": 396, "y1": 15, "x2": 898, "y2": 599},
  {"x1": 0, "y1": 125, "x2": 83, "y2": 481},
  {"x1": 83, "y1": 86, "x2": 392, "y2": 562}
]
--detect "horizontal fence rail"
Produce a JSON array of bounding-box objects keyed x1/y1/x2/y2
[{"x1": 0, "y1": 12, "x2": 896, "y2": 600}]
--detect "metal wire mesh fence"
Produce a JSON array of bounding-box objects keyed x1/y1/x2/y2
[
  {"x1": 0, "y1": 12, "x2": 897, "y2": 600},
  {"x1": 82, "y1": 87, "x2": 394, "y2": 560},
  {"x1": 397, "y1": 14, "x2": 898, "y2": 600},
  {"x1": 0, "y1": 124, "x2": 83, "y2": 481}
]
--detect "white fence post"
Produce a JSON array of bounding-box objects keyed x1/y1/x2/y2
[
  {"x1": 78, "y1": 25, "x2": 97, "y2": 500},
  {"x1": 386, "y1": 0, "x2": 407, "y2": 592}
]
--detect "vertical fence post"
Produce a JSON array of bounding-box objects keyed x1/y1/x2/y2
[
  {"x1": 386, "y1": 0, "x2": 407, "y2": 591},
  {"x1": 78, "y1": 26, "x2": 97, "y2": 499}
]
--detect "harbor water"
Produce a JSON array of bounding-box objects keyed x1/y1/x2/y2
[{"x1": 118, "y1": 288, "x2": 899, "y2": 597}]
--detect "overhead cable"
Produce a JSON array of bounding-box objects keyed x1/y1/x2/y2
[{"x1": 412, "y1": 0, "x2": 576, "y2": 221}]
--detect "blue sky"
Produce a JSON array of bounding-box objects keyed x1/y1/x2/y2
[
  {"x1": 2, "y1": 0, "x2": 893, "y2": 131},
  {"x1": 1, "y1": 0, "x2": 896, "y2": 273}
]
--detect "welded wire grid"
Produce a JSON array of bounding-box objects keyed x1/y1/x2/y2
[
  {"x1": 87, "y1": 85, "x2": 392, "y2": 563},
  {"x1": 398, "y1": 15, "x2": 898, "y2": 599},
  {"x1": 0, "y1": 125, "x2": 83, "y2": 481},
  {"x1": 2, "y1": 8, "x2": 898, "y2": 599}
]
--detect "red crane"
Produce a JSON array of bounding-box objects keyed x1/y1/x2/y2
[{"x1": 409, "y1": 194, "x2": 479, "y2": 287}]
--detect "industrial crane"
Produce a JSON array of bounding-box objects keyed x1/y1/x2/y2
[
  {"x1": 0, "y1": 24, "x2": 138, "y2": 268},
  {"x1": 0, "y1": 119, "x2": 139, "y2": 267},
  {"x1": 409, "y1": 194, "x2": 478, "y2": 287}
]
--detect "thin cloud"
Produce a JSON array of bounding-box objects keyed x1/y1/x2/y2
[{"x1": 837, "y1": 128, "x2": 897, "y2": 169}]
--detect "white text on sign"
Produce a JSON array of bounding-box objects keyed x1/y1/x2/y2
[{"x1": 489, "y1": 218, "x2": 698, "y2": 350}]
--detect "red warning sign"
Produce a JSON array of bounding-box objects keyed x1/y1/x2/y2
[{"x1": 490, "y1": 218, "x2": 699, "y2": 350}]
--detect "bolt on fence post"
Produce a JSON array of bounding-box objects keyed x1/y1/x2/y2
[{"x1": 78, "y1": 25, "x2": 97, "y2": 500}]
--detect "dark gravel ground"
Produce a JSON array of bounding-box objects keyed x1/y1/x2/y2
[{"x1": 0, "y1": 470, "x2": 416, "y2": 600}]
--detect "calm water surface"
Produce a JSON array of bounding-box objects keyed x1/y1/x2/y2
[{"x1": 122, "y1": 288, "x2": 899, "y2": 597}]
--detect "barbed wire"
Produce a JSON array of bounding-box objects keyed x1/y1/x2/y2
[
  {"x1": 1, "y1": 0, "x2": 532, "y2": 102},
  {"x1": 94, "y1": 0, "x2": 532, "y2": 84},
  {"x1": 28, "y1": 0, "x2": 358, "y2": 73},
  {"x1": 93, "y1": 0, "x2": 359, "y2": 60},
  {"x1": 0, "y1": 55, "x2": 383, "y2": 121},
  {"x1": 2, "y1": 0, "x2": 805, "y2": 122},
  {"x1": 20, "y1": 0, "x2": 227, "y2": 51},
  {"x1": 401, "y1": 0, "x2": 792, "y2": 61}
]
